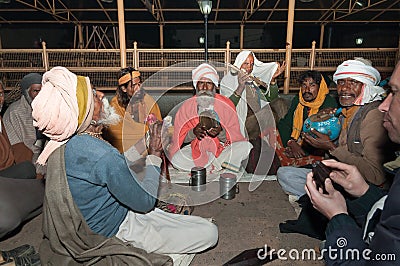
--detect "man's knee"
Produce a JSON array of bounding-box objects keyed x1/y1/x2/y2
[
  {"x1": 0, "y1": 207, "x2": 21, "y2": 238},
  {"x1": 200, "y1": 222, "x2": 218, "y2": 248}
]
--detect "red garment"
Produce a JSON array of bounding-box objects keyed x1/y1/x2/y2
[{"x1": 170, "y1": 94, "x2": 246, "y2": 167}]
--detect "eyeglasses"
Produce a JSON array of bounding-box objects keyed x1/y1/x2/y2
[{"x1": 337, "y1": 79, "x2": 363, "y2": 87}]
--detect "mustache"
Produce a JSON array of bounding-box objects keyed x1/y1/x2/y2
[{"x1": 302, "y1": 92, "x2": 313, "y2": 98}]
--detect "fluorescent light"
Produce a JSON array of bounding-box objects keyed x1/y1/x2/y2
[{"x1": 355, "y1": 37, "x2": 363, "y2": 45}]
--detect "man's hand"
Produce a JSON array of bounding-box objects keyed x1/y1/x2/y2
[
  {"x1": 322, "y1": 159, "x2": 369, "y2": 198},
  {"x1": 206, "y1": 124, "x2": 222, "y2": 138},
  {"x1": 148, "y1": 121, "x2": 163, "y2": 157},
  {"x1": 302, "y1": 129, "x2": 336, "y2": 151},
  {"x1": 305, "y1": 172, "x2": 348, "y2": 220},
  {"x1": 285, "y1": 140, "x2": 306, "y2": 158},
  {"x1": 193, "y1": 123, "x2": 207, "y2": 140},
  {"x1": 272, "y1": 61, "x2": 286, "y2": 79}
]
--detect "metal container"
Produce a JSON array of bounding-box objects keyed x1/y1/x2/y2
[
  {"x1": 190, "y1": 167, "x2": 206, "y2": 192},
  {"x1": 219, "y1": 173, "x2": 238, "y2": 200}
]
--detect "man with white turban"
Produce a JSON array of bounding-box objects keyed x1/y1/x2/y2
[
  {"x1": 277, "y1": 57, "x2": 395, "y2": 200},
  {"x1": 219, "y1": 51, "x2": 286, "y2": 175},
  {"x1": 32, "y1": 66, "x2": 217, "y2": 265},
  {"x1": 170, "y1": 63, "x2": 252, "y2": 173},
  {"x1": 3, "y1": 73, "x2": 47, "y2": 174}
]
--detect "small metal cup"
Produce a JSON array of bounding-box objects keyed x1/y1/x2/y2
[
  {"x1": 219, "y1": 173, "x2": 239, "y2": 200},
  {"x1": 189, "y1": 167, "x2": 206, "y2": 192}
]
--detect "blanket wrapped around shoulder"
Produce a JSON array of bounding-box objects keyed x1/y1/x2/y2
[{"x1": 39, "y1": 145, "x2": 172, "y2": 266}]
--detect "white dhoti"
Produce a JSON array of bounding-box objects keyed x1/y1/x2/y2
[
  {"x1": 116, "y1": 208, "x2": 218, "y2": 265},
  {"x1": 170, "y1": 140, "x2": 253, "y2": 172}
]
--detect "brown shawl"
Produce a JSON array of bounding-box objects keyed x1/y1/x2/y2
[{"x1": 39, "y1": 145, "x2": 172, "y2": 266}]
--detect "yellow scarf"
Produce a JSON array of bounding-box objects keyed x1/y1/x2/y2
[
  {"x1": 291, "y1": 76, "x2": 329, "y2": 140},
  {"x1": 341, "y1": 106, "x2": 359, "y2": 131}
]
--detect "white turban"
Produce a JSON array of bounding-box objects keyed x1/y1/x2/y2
[
  {"x1": 333, "y1": 58, "x2": 384, "y2": 105},
  {"x1": 32, "y1": 66, "x2": 94, "y2": 165},
  {"x1": 233, "y1": 50, "x2": 278, "y2": 85},
  {"x1": 192, "y1": 63, "x2": 219, "y2": 89}
]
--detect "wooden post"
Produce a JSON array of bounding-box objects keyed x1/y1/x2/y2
[
  {"x1": 78, "y1": 24, "x2": 84, "y2": 49},
  {"x1": 240, "y1": 24, "x2": 244, "y2": 50},
  {"x1": 133, "y1": 41, "x2": 138, "y2": 69},
  {"x1": 41, "y1": 41, "x2": 49, "y2": 72},
  {"x1": 225, "y1": 41, "x2": 231, "y2": 74},
  {"x1": 310, "y1": 41, "x2": 316, "y2": 70},
  {"x1": 117, "y1": 0, "x2": 126, "y2": 68},
  {"x1": 283, "y1": 0, "x2": 295, "y2": 94},
  {"x1": 319, "y1": 24, "x2": 325, "y2": 49}
]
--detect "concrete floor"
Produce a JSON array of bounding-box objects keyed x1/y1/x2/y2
[{"x1": 0, "y1": 180, "x2": 323, "y2": 265}]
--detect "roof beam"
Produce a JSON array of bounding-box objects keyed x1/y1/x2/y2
[{"x1": 241, "y1": 0, "x2": 268, "y2": 24}]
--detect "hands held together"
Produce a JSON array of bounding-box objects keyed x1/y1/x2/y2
[
  {"x1": 305, "y1": 159, "x2": 369, "y2": 220},
  {"x1": 193, "y1": 123, "x2": 222, "y2": 140}
]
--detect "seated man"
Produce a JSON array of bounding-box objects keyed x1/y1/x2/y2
[
  {"x1": 305, "y1": 60, "x2": 400, "y2": 263},
  {"x1": 278, "y1": 58, "x2": 394, "y2": 199},
  {"x1": 103, "y1": 67, "x2": 162, "y2": 153},
  {"x1": 170, "y1": 63, "x2": 252, "y2": 173},
  {"x1": 0, "y1": 81, "x2": 44, "y2": 239},
  {"x1": 32, "y1": 66, "x2": 217, "y2": 265},
  {"x1": 276, "y1": 70, "x2": 338, "y2": 167},
  {"x1": 2, "y1": 73, "x2": 47, "y2": 174}
]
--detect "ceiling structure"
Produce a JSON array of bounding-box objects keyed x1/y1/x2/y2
[{"x1": 0, "y1": 0, "x2": 399, "y2": 26}]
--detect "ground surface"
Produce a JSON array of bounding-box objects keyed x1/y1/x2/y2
[{"x1": 0, "y1": 180, "x2": 324, "y2": 266}]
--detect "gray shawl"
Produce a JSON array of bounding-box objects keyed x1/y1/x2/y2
[{"x1": 39, "y1": 145, "x2": 173, "y2": 266}]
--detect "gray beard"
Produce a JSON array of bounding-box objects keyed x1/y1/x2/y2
[
  {"x1": 97, "y1": 97, "x2": 121, "y2": 126},
  {"x1": 197, "y1": 95, "x2": 215, "y2": 114}
]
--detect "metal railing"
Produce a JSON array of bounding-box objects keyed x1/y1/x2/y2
[{"x1": 0, "y1": 41, "x2": 398, "y2": 93}]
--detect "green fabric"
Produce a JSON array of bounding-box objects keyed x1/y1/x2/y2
[
  {"x1": 277, "y1": 93, "x2": 338, "y2": 147},
  {"x1": 325, "y1": 213, "x2": 357, "y2": 236},
  {"x1": 347, "y1": 184, "x2": 386, "y2": 218},
  {"x1": 229, "y1": 93, "x2": 241, "y2": 106},
  {"x1": 261, "y1": 83, "x2": 279, "y2": 102}
]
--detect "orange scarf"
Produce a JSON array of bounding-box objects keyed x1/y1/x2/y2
[
  {"x1": 291, "y1": 76, "x2": 329, "y2": 140},
  {"x1": 341, "y1": 106, "x2": 359, "y2": 131}
]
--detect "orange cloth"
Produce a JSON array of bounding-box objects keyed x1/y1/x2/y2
[
  {"x1": 0, "y1": 119, "x2": 15, "y2": 170},
  {"x1": 170, "y1": 94, "x2": 246, "y2": 167},
  {"x1": 104, "y1": 94, "x2": 162, "y2": 153},
  {"x1": 291, "y1": 76, "x2": 329, "y2": 140}
]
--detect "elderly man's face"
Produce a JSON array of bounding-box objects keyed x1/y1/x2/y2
[
  {"x1": 379, "y1": 62, "x2": 400, "y2": 144},
  {"x1": 0, "y1": 84, "x2": 4, "y2": 112},
  {"x1": 337, "y1": 78, "x2": 363, "y2": 107},
  {"x1": 300, "y1": 77, "x2": 319, "y2": 102},
  {"x1": 196, "y1": 77, "x2": 215, "y2": 97},
  {"x1": 92, "y1": 90, "x2": 105, "y2": 123},
  {"x1": 28, "y1": 84, "x2": 42, "y2": 100},
  {"x1": 240, "y1": 54, "x2": 254, "y2": 74}
]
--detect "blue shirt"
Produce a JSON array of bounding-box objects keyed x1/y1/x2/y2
[{"x1": 65, "y1": 134, "x2": 159, "y2": 237}]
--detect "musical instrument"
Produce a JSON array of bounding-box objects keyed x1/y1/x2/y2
[
  {"x1": 302, "y1": 108, "x2": 342, "y2": 140},
  {"x1": 228, "y1": 64, "x2": 268, "y2": 88}
]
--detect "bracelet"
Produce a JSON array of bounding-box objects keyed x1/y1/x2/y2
[{"x1": 233, "y1": 91, "x2": 241, "y2": 98}]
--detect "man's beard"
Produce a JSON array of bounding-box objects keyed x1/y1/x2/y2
[
  {"x1": 97, "y1": 97, "x2": 121, "y2": 126},
  {"x1": 0, "y1": 103, "x2": 3, "y2": 113},
  {"x1": 197, "y1": 94, "x2": 215, "y2": 114}
]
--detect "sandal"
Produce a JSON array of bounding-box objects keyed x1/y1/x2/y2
[{"x1": 0, "y1": 245, "x2": 35, "y2": 263}]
